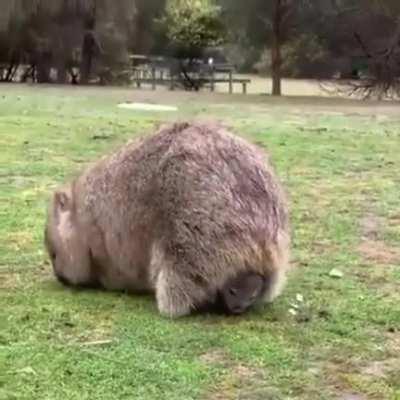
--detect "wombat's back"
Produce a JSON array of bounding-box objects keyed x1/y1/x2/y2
[
  {"x1": 150, "y1": 123, "x2": 289, "y2": 284},
  {"x1": 72, "y1": 121, "x2": 289, "y2": 315}
]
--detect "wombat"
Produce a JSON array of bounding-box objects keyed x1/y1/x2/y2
[{"x1": 44, "y1": 121, "x2": 290, "y2": 318}]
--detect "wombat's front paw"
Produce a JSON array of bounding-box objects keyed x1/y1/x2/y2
[
  {"x1": 157, "y1": 297, "x2": 192, "y2": 318},
  {"x1": 155, "y1": 270, "x2": 192, "y2": 318}
]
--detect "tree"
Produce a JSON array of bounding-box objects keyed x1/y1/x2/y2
[
  {"x1": 218, "y1": 0, "x2": 312, "y2": 96},
  {"x1": 0, "y1": 1, "x2": 136, "y2": 84},
  {"x1": 348, "y1": 1, "x2": 400, "y2": 98},
  {"x1": 160, "y1": 0, "x2": 224, "y2": 58},
  {"x1": 158, "y1": 0, "x2": 225, "y2": 89},
  {"x1": 268, "y1": 0, "x2": 324, "y2": 95},
  {"x1": 133, "y1": 0, "x2": 167, "y2": 54},
  {"x1": 316, "y1": 0, "x2": 400, "y2": 98},
  {"x1": 270, "y1": 0, "x2": 286, "y2": 95}
]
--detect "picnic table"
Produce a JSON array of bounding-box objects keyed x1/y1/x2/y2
[{"x1": 129, "y1": 54, "x2": 251, "y2": 94}]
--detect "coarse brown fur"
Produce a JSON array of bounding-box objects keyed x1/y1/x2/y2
[{"x1": 44, "y1": 121, "x2": 291, "y2": 318}]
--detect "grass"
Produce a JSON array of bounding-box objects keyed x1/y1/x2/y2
[{"x1": 0, "y1": 84, "x2": 399, "y2": 400}]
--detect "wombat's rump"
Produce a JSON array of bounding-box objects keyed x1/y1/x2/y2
[{"x1": 45, "y1": 121, "x2": 290, "y2": 317}]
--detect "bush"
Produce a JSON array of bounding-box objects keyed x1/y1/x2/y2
[
  {"x1": 281, "y1": 33, "x2": 332, "y2": 79},
  {"x1": 253, "y1": 34, "x2": 334, "y2": 79}
]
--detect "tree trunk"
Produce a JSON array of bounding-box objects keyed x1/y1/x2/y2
[
  {"x1": 36, "y1": 51, "x2": 52, "y2": 83},
  {"x1": 271, "y1": 0, "x2": 283, "y2": 96},
  {"x1": 57, "y1": 57, "x2": 67, "y2": 84},
  {"x1": 80, "y1": 8, "x2": 100, "y2": 85},
  {"x1": 4, "y1": 58, "x2": 19, "y2": 82},
  {"x1": 80, "y1": 32, "x2": 93, "y2": 84}
]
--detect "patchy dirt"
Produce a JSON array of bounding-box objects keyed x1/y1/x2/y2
[
  {"x1": 199, "y1": 349, "x2": 231, "y2": 367},
  {"x1": 337, "y1": 393, "x2": 368, "y2": 400},
  {"x1": 358, "y1": 240, "x2": 400, "y2": 265},
  {"x1": 358, "y1": 212, "x2": 400, "y2": 265},
  {"x1": 360, "y1": 213, "x2": 383, "y2": 241},
  {"x1": 388, "y1": 213, "x2": 400, "y2": 226},
  {"x1": 321, "y1": 351, "x2": 400, "y2": 400},
  {"x1": 200, "y1": 350, "x2": 281, "y2": 400},
  {"x1": 361, "y1": 358, "x2": 400, "y2": 379},
  {"x1": 0, "y1": 271, "x2": 22, "y2": 289},
  {"x1": 312, "y1": 240, "x2": 340, "y2": 254},
  {"x1": 386, "y1": 330, "x2": 400, "y2": 354},
  {"x1": 0, "y1": 264, "x2": 52, "y2": 290},
  {"x1": 322, "y1": 359, "x2": 357, "y2": 388}
]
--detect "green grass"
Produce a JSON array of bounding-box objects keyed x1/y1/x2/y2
[{"x1": 0, "y1": 85, "x2": 399, "y2": 400}]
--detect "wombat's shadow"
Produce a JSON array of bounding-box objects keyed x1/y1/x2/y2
[{"x1": 47, "y1": 279, "x2": 275, "y2": 319}]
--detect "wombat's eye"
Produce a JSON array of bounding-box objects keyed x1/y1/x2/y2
[
  {"x1": 51, "y1": 252, "x2": 57, "y2": 262},
  {"x1": 229, "y1": 288, "x2": 237, "y2": 296}
]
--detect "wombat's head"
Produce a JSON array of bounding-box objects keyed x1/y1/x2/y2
[
  {"x1": 45, "y1": 186, "x2": 95, "y2": 288},
  {"x1": 220, "y1": 272, "x2": 266, "y2": 315}
]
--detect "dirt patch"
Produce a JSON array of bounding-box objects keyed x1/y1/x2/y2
[
  {"x1": 6, "y1": 231, "x2": 35, "y2": 249},
  {"x1": 388, "y1": 213, "x2": 400, "y2": 226},
  {"x1": 199, "y1": 349, "x2": 231, "y2": 367},
  {"x1": 337, "y1": 393, "x2": 367, "y2": 400},
  {"x1": 358, "y1": 240, "x2": 400, "y2": 265},
  {"x1": 386, "y1": 330, "x2": 400, "y2": 354},
  {"x1": 231, "y1": 364, "x2": 262, "y2": 381},
  {"x1": 360, "y1": 213, "x2": 382, "y2": 241},
  {"x1": 205, "y1": 367, "x2": 281, "y2": 400},
  {"x1": 358, "y1": 212, "x2": 400, "y2": 265},
  {"x1": 311, "y1": 240, "x2": 340, "y2": 254},
  {"x1": 321, "y1": 354, "x2": 399, "y2": 400},
  {"x1": 199, "y1": 349, "x2": 261, "y2": 379},
  {"x1": 201, "y1": 351, "x2": 281, "y2": 400},
  {"x1": 323, "y1": 359, "x2": 356, "y2": 385},
  {"x1": 0, "y1": 265, "x2": 53, "y2": 290},
  {"x1": 0, "y1": 271, "x2": 23, "y2": 289},
  {"x1": 361, "y1": 358, "x2": 400, "y2": 379}
]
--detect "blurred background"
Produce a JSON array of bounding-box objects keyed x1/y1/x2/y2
[{"x1": 1, "y1": 0, "x2": 400, "y2": 98}]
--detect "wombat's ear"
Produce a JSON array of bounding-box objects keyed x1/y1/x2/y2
[{"x1": 54, "y1": 190, "x2": 71, "y2": 211}]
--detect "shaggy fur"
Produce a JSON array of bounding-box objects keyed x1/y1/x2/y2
[{"x1": 45, "y1": 121, "x2": 290, "y2": 317}]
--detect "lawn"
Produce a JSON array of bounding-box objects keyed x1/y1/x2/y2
[{"x1": 0, "y1": 84, "x2": 399, "y2": 400}]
